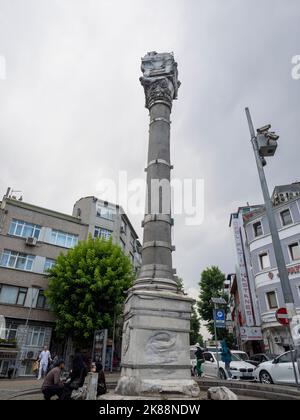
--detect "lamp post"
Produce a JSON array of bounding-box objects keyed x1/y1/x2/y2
[
  {"x1": 211, "y1": 297, "x2": 227, "y2": 379},
  {"x1": 13, "y1": 285, "x2": 41, "y2": 378}
]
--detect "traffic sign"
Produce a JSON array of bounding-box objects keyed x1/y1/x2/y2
[
  {"x1": 276, "y1": 307, "x2": 289, "y2": 326},
  {"x1": 214, "y1": 309, "x2": 226, "y2": 329}
]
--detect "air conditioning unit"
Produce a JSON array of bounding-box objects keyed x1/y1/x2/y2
[
  {"x1": 26, "y1": 236, "x2": 37, "y2": 246},
  {"x1": 273, "y1": 336, "x2": 282, "y2": 344}
]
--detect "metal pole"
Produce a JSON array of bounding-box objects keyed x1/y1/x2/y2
[
  {"x1": 214, "y1": 304, "x2": 220, "y2": 378},
  {"x1": 245, "y1": 108, "x2": 295, "y2": 314},
  {"x1": 287, "y1": 327, "x2": 300, "y2": 389},
  {"x1": 13, "y1": 287, "x2": 40, "y2": 378}
]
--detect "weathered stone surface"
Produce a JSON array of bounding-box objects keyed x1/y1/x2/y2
[
  {"x1": 116, "y1": 377, "x2": 200, "y2": 398},
  {"x1": 207, "y1": 386, "x2": 238, "y2": 401}
]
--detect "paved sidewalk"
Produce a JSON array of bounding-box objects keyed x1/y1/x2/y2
[{"x1": 0, "y1": 372, "x2": 120, "y2": 400}]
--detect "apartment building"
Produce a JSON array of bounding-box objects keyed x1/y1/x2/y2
[
  {"x1": 230, "y1": 183, "x2": 300, "y2": 355},
  {"x1": 0, "y1": 192, "x2": 88, "y2": 376},
  {"x1": 73, "y1": 196, "x2": 142, "y2": 272}
]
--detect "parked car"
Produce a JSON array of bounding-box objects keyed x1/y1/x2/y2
[
  {"x1": 231, "y1": 351, "x2": 249, "y2": 362},
  {"x1": 201, "y1": 351, "x2": 255, "y2": 380},
  {"x1": 254, "y1": 350, "x2": 300, "y2": 385},
  {"x1": 246, "y1": 353, "x2": 278, "y2": 367}
]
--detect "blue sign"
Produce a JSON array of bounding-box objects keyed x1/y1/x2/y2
[{"x1": 214, "y1": 309, "x2": 226, "y2": 329}]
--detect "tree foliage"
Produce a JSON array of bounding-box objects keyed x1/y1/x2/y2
[
  {"x1": 46, "y1": 236, "x2": 134, "y2": 345},
  {"x1": 197, "y1": 266, "x2": 232, "y2": 343},
  {"x1": 190, "y1": 305, "x2": 203, "y2": 346}
]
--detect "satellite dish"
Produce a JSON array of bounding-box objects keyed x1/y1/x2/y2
[{"x1": 0, "y1": 315, "x2": 6, "y2": 339}]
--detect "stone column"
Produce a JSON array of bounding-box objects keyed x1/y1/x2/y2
[
  {"x1": 116, "y1": 52, "x2": 199, "y2": 398},
  {"x1": 133, "y1": 51, "x2": 178, "y2": 292}
]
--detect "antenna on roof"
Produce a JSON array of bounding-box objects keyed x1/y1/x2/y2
[{"x1": 9, "y1": 189, "x2": 23, "y2": 200}]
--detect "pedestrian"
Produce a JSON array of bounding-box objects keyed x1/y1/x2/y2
[
  {"x1": 95, "y1": 362, "x2": 107, "y2": 396},
  {"x1": 62, "y1": 349, "x2": 88, "y2": 400},
  {"x1": 38, "y1": 346, "x2": 52, "y2": 380},
  {"x1": 41, "y1": 360, "x2": 65, "y2": 400},
  {"x1": 221, "y1": 339, "x2": 232, "y2": 379},
  {"x1": 194, "y1": 343, "x2": 204, "y2": 377}
]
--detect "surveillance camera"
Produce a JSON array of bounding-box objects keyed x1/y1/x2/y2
[
  {"x1": 266, "y1": 132, "x2": 279, "y2": 141},
  {"x1": 257, "y1": 124, "x2": 271, "y2": 134}
]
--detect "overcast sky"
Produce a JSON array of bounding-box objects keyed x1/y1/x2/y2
[{"x1": 1, "y1": 1, "x2": 300, "y2": 332}]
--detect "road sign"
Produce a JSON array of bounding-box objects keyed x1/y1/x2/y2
[
  {"x1": 214, "y1": 309, "x2": 226, "y2": 328},
  {"x1": 276, "y1": 308, "x2": 289, "y2": 326}
]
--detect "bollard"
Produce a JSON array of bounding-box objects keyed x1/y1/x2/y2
[{"x1": 86, "y1": 372, "x2": 99, "y2": 400}]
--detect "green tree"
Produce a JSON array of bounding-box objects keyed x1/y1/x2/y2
[
  {"x1": 46, "y1": 236, "x2": 134, "y2": 345},
  {"x1": 190, "y1": 305, "x2": 203, "y2": 346},
  {"x1": 197, "y1": 266, "x2": 233, "y2": 345}
]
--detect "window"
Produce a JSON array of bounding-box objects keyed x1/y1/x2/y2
[
  {"x1": 130, "y1": 234, "x2": 135, "y2": 248},
  {"x1": 25, "y1": 326, "x2": 45, "y2": 347},
  {"x1": 5, "y1": 322, "x2": 18, "y2": 340},
  {"x1": 0, "y1": 250, "x2": 35, "y2": 271},
  {"x1": 44, "y1": 258, "x2": 55, "y2": 273},
  {"x1": 280, "y1": 209, "x2": 293, "y2": 226},
  {"x1": 130, "y1": 252, "x2": 134, "y2": 264},
  {"x1": 8, "y1": 219, "x2": 41, "y2": 239},
  {"x1": 277, "y1": 352, "x2": 293, "y2": 364},
  {"x1": 96, "y1": 205, "x2": 115, "y2": 221},
  {"x1": 266, "y1": 291, "x2": 278, "y2": 310},
  {"x1": 121, "y1": 219, "x2": 127, "y2": 234},
  {"x1": 50, "y1": 230, "x2": 78, "y2": 248},
  {"x1": 253, "y1": 221, "x2": 263, "y2": 237},
  {"x1": 0, "y1": 284, "x2": 27, "y2": 306},
  {"x1": 94, "y1": 227, "x2": 112, "y2": 241},
  {"x1": 36, "y1": 290, "x2": 48, "y2": 309},
  {"x1": 259, "y1": 252, "x2": 270, "y2": 270},
  {"x1": 289, "y1": 243, "x2": 300, "y2": 261},
  {"x1": 204, "y1": 353, "x2": 214, "y2": 362}
]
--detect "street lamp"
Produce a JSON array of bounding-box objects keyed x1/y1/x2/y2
[
  {"x1": 211, "y1": 297, "x2": 227, "y2": 379},
  {"x1": 13, "y1": 284, "x2": 42, "y2": 378}
]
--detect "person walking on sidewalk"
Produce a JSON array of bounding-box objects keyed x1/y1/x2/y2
[
  {"x1": 38, "y1": 346, "x2": 52, "y2": 380},
  {"x1": 194, "y1": 343, "x2": 204, "y2": 377},
  {"x1": 41, "y1": 360, "x2": 65, "y2": 400},
  {"x1": 221, "y1": 339, "x2": 232, "y2": 379}
]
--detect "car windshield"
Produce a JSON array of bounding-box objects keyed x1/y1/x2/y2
[
  {"x1": 214, "y1": 352, "x2": 241, "y2": 362},
  {"x1": 234, "y1": 352, "x2": 248, "y2": 361}
]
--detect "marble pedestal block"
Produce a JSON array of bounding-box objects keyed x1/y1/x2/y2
[{"x1": 115, "y1": 287, "x2": 200, "y2": 398}]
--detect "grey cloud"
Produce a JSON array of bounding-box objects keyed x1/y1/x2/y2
[{"x1": 0, "y1": 0, "x2": 299, "y2": 295}]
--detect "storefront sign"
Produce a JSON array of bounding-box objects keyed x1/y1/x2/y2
[
  {"x1": 232, "y1": 218, "x2": 255, "y2": 326},
  {"x1": 240, "y1": 327, "x2": 263, "y2": 341}
]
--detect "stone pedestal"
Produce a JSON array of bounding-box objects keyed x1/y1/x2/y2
[{"x1": 116, "y1": 288, "x2": 199, "y2": 397}]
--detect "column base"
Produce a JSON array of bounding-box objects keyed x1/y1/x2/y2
[
  {"x1": 115, "y1": 376, "x2": 200, "y2": 398},
  {"x1": 117, "y1": 287, "x2": 198, "y2": 398}
]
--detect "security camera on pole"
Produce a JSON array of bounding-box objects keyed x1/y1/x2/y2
[{"x1": 245, "y1": 108, "x2": 300, "y2": 384}]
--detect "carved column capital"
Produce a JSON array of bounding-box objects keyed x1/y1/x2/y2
[{"x1": 140, "y1": 51, "x2": 180, "y2": 110}]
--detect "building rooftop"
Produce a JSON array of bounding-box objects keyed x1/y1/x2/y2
[{"x1": 1, "y1": 196, "x2": 88, "y2": 226}]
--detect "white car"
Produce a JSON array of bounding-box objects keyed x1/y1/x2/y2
[
  {"x1": 254, "y1": 350, "x2": 300, "y2": 385},
  {"x1": 201, "y1": 350, "x2": 256, "y2": 380}
]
